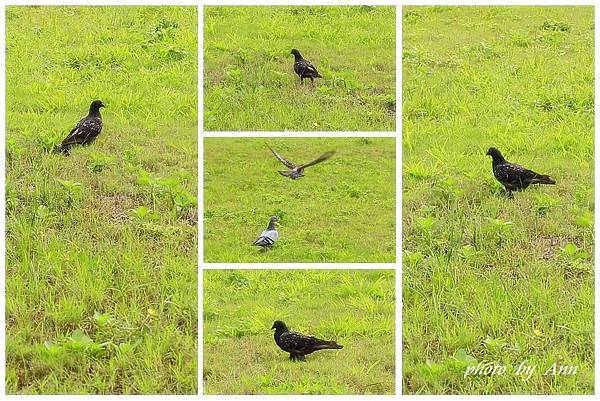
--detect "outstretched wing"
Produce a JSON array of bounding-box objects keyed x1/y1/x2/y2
[
  {"x1": 267, "y1": 144, "x2": 295, "y2": 169},
  {"x1": 297, "y1": 151, "x2": 335, "y2": 169}
]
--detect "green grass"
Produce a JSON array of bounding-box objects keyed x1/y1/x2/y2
[
  {"x1": 204, "y1": 6, "x2": 396, "y2": 131},
  {"x1": 5, "y1": 6, "x2": 198, "y2": 394},
  {"x1": 403, "y1": 6, "x2": 594, "y2": 394},
  {"x1": 203, "y1": 137, "x2": 396, "y2": 262},
  {"x1": 203, "y1": 269, "x2": 395, "y2": 394}
]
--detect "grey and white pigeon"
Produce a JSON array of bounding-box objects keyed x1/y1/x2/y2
[
  {"x1": 55, "y1": 100, "x2": 105, "y2": 154},
  {"x1": 486, "y1": 147, "x2": 556, "y2": 197},
  {"x1": 291, "y1": 49, "x2": 322, "y2": 85},
  {"x1": 271, "y1": 320, "x2": 343, "y2": 361},
  {"x1": 252, "y1": 216, "x2": 279, "y2": 248},
  {"x1": 267, "y1": 144, "x2": 334, "y2": 180}
]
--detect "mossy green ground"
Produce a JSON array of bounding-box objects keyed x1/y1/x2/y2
[
  {"x1": 403, "y1": 6, "x2": 594, "y2": 394},
  {"x1": 204, "y1": 6, "x2": 396, "y2": 131},
  {"x1": 203, "y1": 269, "x2": 395, "y2": 394},
  {"x1": 203, "y1": 137, "x2": 396, "y2": 262},
  {"x1": 5, "y1": 6, "x2": 198, "y2": 394}
]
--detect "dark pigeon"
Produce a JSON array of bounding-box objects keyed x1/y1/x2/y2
[
  {"x1": 253, "y1": 216, "x2": 279, "y2": 248},
  {"x1": 271, "y1": 320, "x2": 343, "y2": 361},
  {"x1": 291, "y1": 49, "x2": 322, "y2": 85},
  {"x1": 267, "y1": 144, "x2": 334, "y2": 180},
  {"x1": 486, "y1": 147, "x2": 556, "y2": 196},
  {"x1": 55, "y1": 100, "x2": 105, "y2": 154}
]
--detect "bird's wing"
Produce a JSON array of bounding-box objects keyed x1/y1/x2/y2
[
  {"x1": 280, "y1": 331, "x2": 317, "y2": 351},
  {"x1": 497, "y1": 162, "x2": 536, "y2": 182},
  {"x1": 297, "y1": 151, "x2": 335, "y2": 169},
  {"x1": 61, "y1": 117, "x2": 86, "y2": 145},
  {"x1": 264, "y1": 229, "x2": 279, "y2": 242},
  {"x1": 253, "y1": 229, "x2": 278, "y2": 246},
  {"x1": 253, "y1": 236, "x2": 275, "y2": 246},
  {"x1": 282, "y1": 331, "x2": 339, "y2": 352},
  {"x1": 302, "y1": 60, "x2": 320, "y2": 76},
  {"x1": 61, "y1": 117, "x2": 102, "y2": 146},
  {"x1": 80, "y1": 118, "x2": 103, "y2": 143},
  {"x1": 267, "y1": 145, "x2": 295, "y2": 169}
]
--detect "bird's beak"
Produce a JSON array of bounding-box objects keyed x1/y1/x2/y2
[{"x1": 271, "y1": 324, "x2": 276, "y2": 329}]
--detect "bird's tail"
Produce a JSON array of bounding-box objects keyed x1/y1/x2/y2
[
  {"x1": 316, "y1": 340, "x2": 343, "y2": 350},
  {"x1": 531, "y1": 174, "x2": 556, "y2": 185},
  {"x1": 316, "y1": 73, "x2": 323, "y2": 78}
]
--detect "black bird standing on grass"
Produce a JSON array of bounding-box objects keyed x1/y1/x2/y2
[
  {"x1": 291, "y1": 49, "x2": 322, "y2": 85},
  {"x1": 486, "y1": 147, "x2": 556, "y2": 197},
  {"x1": 271, "y1": 320, "x2": 343, "y2": 361},
  {"x1": 267, "y1": 144, "x2": 334, "y2": 180},
  {"x1": 55, "y1": 100, "x2": 105, "y2": 154}
]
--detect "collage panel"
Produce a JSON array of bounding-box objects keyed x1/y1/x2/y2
[
  {"x1": 203, "y1": 137, "x2": 396, "y2": 263},
  {"x1": 5, "y1": 6, "x2": 198, "y2": 394},
  {"x1": 203, "y1": 269, "x2": 395, "y2": 395},
  {"x1": 402, "y1": 6, "x2": 594, "y2": 394},
  {"x1": 203, "y1": 5, "x2": 396, "y2": 131}
]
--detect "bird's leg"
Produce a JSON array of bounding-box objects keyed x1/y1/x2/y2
[
  {"x1": 310, "y1": 77, "x2": 314, "y2": 86},
  {"x1": 300, "y1": 77, "x2": 304, "y2": 85},
  {"x1": 289, "y1": 353, "x2": 306, "y2": 362},
  {"x1": 505, "y1": 189, "x2": 514, "y2": 199}
]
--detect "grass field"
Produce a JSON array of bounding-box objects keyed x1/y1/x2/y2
[
  {"x1": 203, "y1": 137, "x2": 396, "y2": 262},
  {"x1": 203, "y1": 269, "x2": 395, "y2": 394},
  {"x1": 5, "y1": 6, "x2": 198, "y2": 394},
  {"x1": 203, "y1": 6, "x2": 395, "y2": 131},
  {"x1": 402, "y1": 6, "x2": 594, "y2": 394}
]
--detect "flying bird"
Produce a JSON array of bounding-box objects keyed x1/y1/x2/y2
[
  {"x1": 486, "y1": 147, "x2": 556, "y2": 196},
  {"x1": 271, "y1": 320, "x2": 343, "y2": 361},
  {"x1": 252, "y1": 216, "x2": 279, "y2": 248},
  {"x1": 267, "y1": 144, "x2": 334, "y2": 180},
  {"x1": 291, "y1": 49, "x2": 322, "y2": 85},
  {"x1": 55, "y1": 100, "x2": 105, "y2": 154}
]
